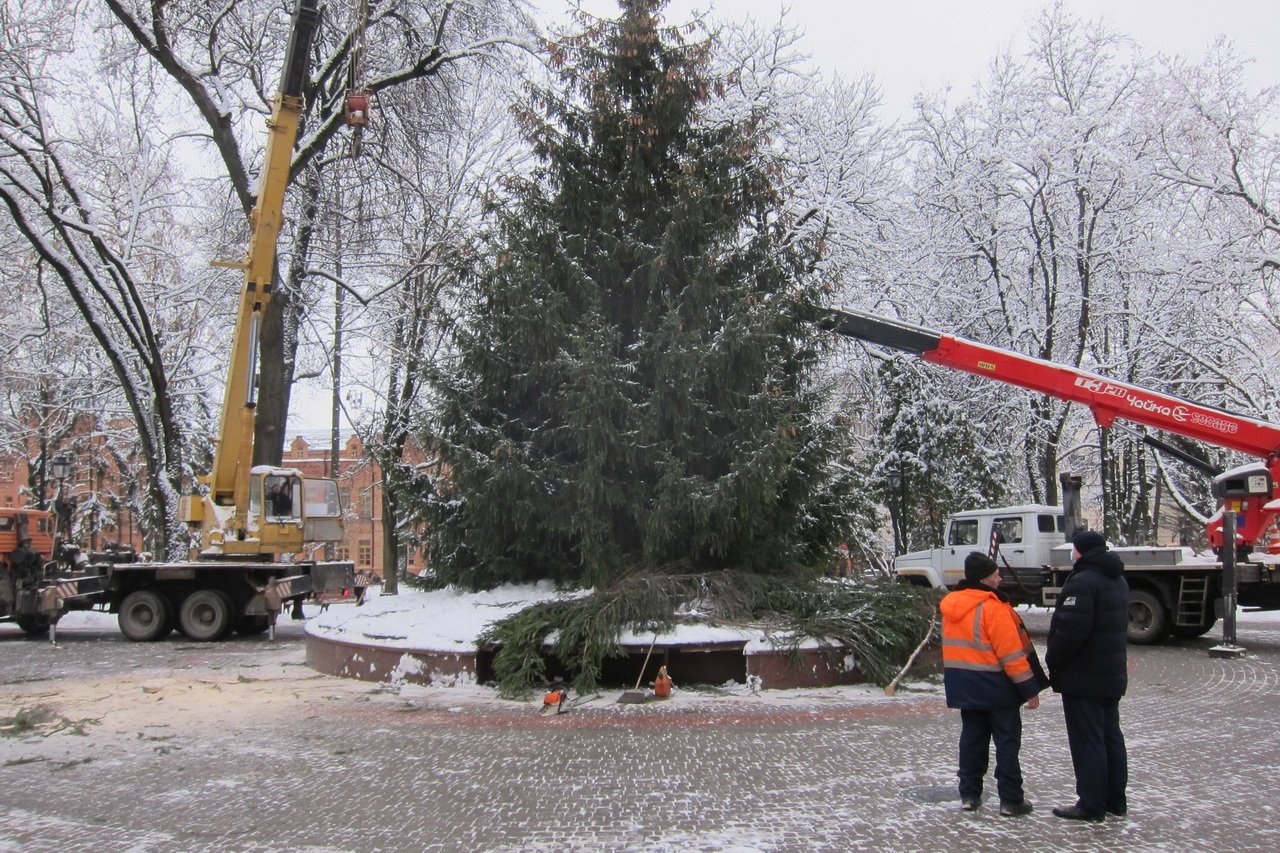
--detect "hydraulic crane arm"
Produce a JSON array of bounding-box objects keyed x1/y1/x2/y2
[
  {"x1": 208, "y1": 0, "x2": 321, "y2": 516},
  {"x1": 822, "y1": 307, "x2": 1280, "y2": 463},
  {"x1": 178, "y1": 0, "x2": 336, "y2": 560}
]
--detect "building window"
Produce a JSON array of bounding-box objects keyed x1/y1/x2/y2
[
  {"x1": 357, "y1": 539, "x2": 372, "y2": 567},
  {"x1": 334, "y1": 545, "x2": 350, "y2": 562}
]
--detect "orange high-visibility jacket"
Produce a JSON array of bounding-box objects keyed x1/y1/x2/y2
[{"x1": 940, "y1": 587, "x2": 1044, "y2": 710}]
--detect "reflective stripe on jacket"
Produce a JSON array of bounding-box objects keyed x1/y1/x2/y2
[{"x1": 940, "y1": 586, "x2": 1043, "y2": 710}]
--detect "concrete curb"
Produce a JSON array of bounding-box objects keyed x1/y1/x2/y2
[{"x1": 305, "y1": 629, "x2": 939, "y2": 689}]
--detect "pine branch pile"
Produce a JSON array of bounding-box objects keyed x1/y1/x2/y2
[{"x1": 480, "y1": 572, "x2": 935, "y2": 698}]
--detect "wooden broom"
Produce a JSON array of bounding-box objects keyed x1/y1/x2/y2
[{"x1": 884, "y1": 611, "x2": 937, "y2": 696}]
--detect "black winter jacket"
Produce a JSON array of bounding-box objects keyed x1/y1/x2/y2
[{"x1": 1046, "y1": 545, "x2": 1129, "y2": 698}]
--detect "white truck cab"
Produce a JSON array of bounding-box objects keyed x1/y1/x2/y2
[{"x1": 895, "y1": 504, "x2": 1067, "y2": 589}]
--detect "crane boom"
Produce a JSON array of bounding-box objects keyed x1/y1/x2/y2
[
  {"x1": 822, "y1": 306, "x2": 1280, "y2": 551},
  {"x1": 822, "y1": 307, "x2": 1280, "y2": 461},
  {"x1": 180, "y1": 0, "x2": 346, "y2": 559},
  {"x1": 210, "y1": 0, "x2": 320, "y2": 516}
]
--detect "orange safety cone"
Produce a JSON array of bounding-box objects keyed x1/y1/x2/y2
[{"x1": 653, "y1": 665, "x2": 673, "y2": 698}]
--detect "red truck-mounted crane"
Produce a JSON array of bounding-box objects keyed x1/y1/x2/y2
[
  {"x1": 823, "y1": 307, "x2": 1280, "y2": 643},
  {"x1": 823, "y1": 307, "x2": 1280, "y2": 554}
]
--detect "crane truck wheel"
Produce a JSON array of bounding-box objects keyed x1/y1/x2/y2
[
  {"x1": 1126, "y1": 588, "x2": 1169, "y2": 645},
  {"x1": 213, "y1": 591, "x2": 239, "y2": 639},
  {"x1": 118, "y1": 590, "x2": 174, "y2": 642},
  {"x1": 234, "y1": 614, "x2": 271, "y2": 636},
  {"x1": 178, "y1": 589, "x2": 235, "y2": 642},
  {"x1": 15, "y1": 616, "x2": 51, "y2": 637}
]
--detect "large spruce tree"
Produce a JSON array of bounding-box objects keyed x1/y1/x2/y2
[{"x1": 425, "y1": 0, "x2": 858, "y2": 589}]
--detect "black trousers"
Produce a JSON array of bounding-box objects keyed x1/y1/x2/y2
[
  {"x1": 1061, "y1": 694, "x2": 1128, "y2": 814},
  {"x1": 958, "y1": 706, "x2": 1024, "y2": 803}
]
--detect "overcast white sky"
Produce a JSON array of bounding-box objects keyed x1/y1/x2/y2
[{"x1": 542, "y1": 0, "x2": 1280, "y2": 121}]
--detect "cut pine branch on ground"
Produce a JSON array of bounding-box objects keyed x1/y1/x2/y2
[{"x1": 480, "y1": 571, "x2": 935, "y2": 698}]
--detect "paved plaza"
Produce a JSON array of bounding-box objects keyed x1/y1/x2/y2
[{"x1": 1, "y1": 610, "x2": 1278, "y2": 852}]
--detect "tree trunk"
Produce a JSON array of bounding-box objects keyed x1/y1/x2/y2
[
  {"x1": 253, "y1": 295, "x2": 293, "y2": 467},
  {"x1": 253, "y1": 173, "x2": 320, "y2": 467},
  {"x1": 380, "y1": 487, "x2": 400, "y2": 595}
]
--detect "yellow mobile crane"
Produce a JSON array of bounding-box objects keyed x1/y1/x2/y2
[
  {"x1": 8, "y1": 0, "x2": 356, "y2": 644},
  {"x1": 176, "y1": 0, "x2": 353, "y2": 586},
  {"x1": 180, "y1": 0, "x2": 344, "y2": 561}
]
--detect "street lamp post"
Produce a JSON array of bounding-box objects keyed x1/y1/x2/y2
[{"x1": 49, "y1": 453, "x2": 74, "y2": 544}]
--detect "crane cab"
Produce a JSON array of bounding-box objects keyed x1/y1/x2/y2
[
  {"x1": 0, "y1": 509, "x2": 56, "y2": 566},
  {"x1": 1209, "y1": 463, "x2": 1276, "y2": 552},
  {"x1": 247, "y1": 466, "x2": 345, "y2": 555}
]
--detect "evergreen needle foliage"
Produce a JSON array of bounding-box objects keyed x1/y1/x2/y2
[
  {"x1": 481, "y1": 572, "x2": 935, "y2": 697},
  {"x1": 424, "y1": 0, "x2": 860, "y2": 590}
]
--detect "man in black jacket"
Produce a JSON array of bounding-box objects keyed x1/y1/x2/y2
[{"x1": 1046, "y1": 530, "x2": 1129, "y2": 822}]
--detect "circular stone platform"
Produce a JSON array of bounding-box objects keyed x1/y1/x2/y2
[{"x1": 303, "y1": 584, "x2": 921, "y2": 690}]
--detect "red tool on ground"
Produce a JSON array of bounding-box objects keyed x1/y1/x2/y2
[{"x1": 541, "y1": 680, "x2": 569, "y2": 716}]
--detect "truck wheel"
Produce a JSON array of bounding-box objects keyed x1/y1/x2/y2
[
  {"x1": 15, "y1": 616, "x2": 50, "y2": 637},
  {"x1": 234, "y1": 614, "x2": 270, "y2": 636},
  {"x1": 1127, "y1": 589, "x2": 1169, "y2": 644},
  {"x1": 179, "y1": 590, "x2": 234, "y2": 642},
  {"x1": 119, "y1": 590, "x2": 173, "y2": 642}
]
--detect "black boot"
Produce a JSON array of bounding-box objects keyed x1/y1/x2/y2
[{"x1": 1052, "y1": 805, "x2": 1104, "y2": 822}]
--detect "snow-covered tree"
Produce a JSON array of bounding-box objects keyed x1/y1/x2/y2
[
  {"x1": 894, "y1": 4, "x2": 1276, "y2": 543},
  {"x1": 871, "y1": 361, "x2": 1008, "y2": 554},
  {"x1": 0, "y1": 1, "x2": 215, "y2": 555},
  {"x1": 1148, "y1": 41, "x2": 1280, "y2": 413},
  {"x1": 424, "y1": 0, "x2": 860, "y2": 589}
]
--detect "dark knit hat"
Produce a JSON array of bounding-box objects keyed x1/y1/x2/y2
[
  {"x1": 1072, "y1": 530, "x2": 1106, "y2": 554},
  {"x1": 964, "y1": 552, "x2": 998, "y2": 582}
]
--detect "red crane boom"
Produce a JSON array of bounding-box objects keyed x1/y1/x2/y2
[{"x1": 822, "y1": 307, "x2": 1280, "y2": 551}]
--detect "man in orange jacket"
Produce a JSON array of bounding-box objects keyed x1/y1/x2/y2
[{"x1": 941, "y1": 552, "x2": 1049, "y2": 817}]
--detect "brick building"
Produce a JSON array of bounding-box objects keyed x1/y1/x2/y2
[
  {"x1": 280, "y1": 431, "x2": 427, "y2": 578},
  {"x1": 0, "y1": 456, "x2": 32, "y2": 513}
]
